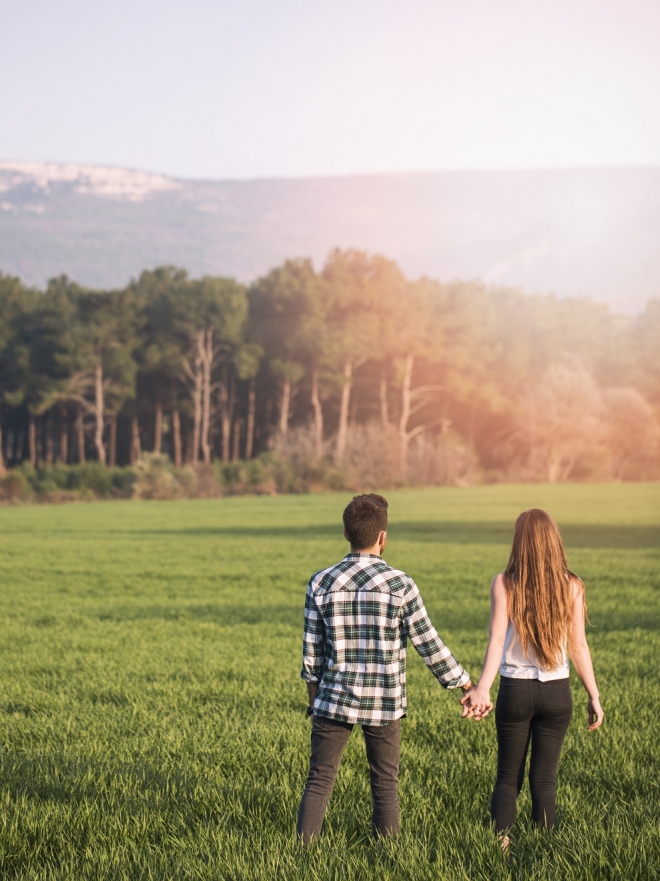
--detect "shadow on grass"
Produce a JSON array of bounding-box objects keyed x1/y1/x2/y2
[
  {"x1": 96, "y1": 602, "x2": 300, "y2": 626},
  {"x1": 113, "y1": 521, "x2": 660, "y2": 550},
  {"x1": 90, "y1": 599, "x2": 659, "y2": 632}
]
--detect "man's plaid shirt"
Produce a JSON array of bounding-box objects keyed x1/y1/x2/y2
[{"x1": 301, "y1": 553, "x2": 470, "y2": 725}]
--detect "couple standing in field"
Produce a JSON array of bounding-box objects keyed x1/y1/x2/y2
[{"x1": 297, "y1": 494, "x2": 603, "y2": 850}]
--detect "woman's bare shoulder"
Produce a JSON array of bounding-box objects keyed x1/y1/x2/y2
[
  {"x1": 567, "y1": 570, "x2": 585, "y2": 599},
  {"x1": 491, "y1": 573, "x2": 507, "y2": 595}
]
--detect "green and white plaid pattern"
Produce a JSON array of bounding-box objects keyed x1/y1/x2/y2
[{"x1": 301, "y1": 553, "x2": 470, "y2": 725}]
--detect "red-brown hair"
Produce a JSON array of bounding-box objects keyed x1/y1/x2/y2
[{"x1": 504, "y1": 509, "x2": 584, "y2": 670}]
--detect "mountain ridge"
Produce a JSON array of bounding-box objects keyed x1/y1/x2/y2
[{"x1": 1, "y1": 161, "x2": 659, "y2": 313}]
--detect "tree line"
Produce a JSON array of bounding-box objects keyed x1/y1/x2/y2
[{"x1": 1, "y1": 249, "x2": 659, "y2": 484}]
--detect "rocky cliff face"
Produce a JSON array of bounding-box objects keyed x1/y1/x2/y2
[{"x1": 1, "y1": 161, "x2": 658, "y2": 312}]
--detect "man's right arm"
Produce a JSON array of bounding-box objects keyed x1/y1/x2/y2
[
  {"x1": 301, "y1": 582, "x2": 324, "y2": 690},
  {"x1": 401, "y1": 580, "x2": 471, "y2": 690}
]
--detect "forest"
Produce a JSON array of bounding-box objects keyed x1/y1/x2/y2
[{"x1": 0, "y1": 249, "x2": 658, "y2": 499}]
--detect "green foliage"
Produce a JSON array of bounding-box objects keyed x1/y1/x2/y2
[
  {"x1": 132, "y1": 453, "x2": 179, "y2": 499},
  {"x1": 0, "y1": 468, "x2": 29, "y2": 501},
  {"x1": 0, "y1": 463, "x2": 135, "y2": 500},
  {"x1": 109, "y1": 467, "x2": 136, "y2": 494},
  {"x1": 65, "y1": 464, "x2": 123, "y2": 497},
  {"x1": 248, "y1": 258, "x2": 325, "y2": 370},
  {"x1": 214, "y1": 451, "x2": 330, "y2": 495},
  {"x1": 0, "y1": 484, "x2": 658, "y2": 879},
  {"x1": 1, "y1": 259, "x2": 659, "y2": 478}
]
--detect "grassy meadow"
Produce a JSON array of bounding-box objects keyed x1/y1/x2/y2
[{"x1": 0, "y1": 483, "x2": 658, "y2": 880}]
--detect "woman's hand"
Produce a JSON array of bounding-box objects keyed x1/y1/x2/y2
[
  {"x1": 587, "y1": 696, "x2": 604, "y2": 731},
  {"x1": 460, "y1": 685, "x2": 493, "y2": 720}
]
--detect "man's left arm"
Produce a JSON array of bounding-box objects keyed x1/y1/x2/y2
[{"x1": 401, "y1": 580, "x2": 472, "y2": 691}]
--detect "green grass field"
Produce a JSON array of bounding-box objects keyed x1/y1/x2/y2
[{"x1": 0, "y1": 484, "x2": 658, "y2": 880}]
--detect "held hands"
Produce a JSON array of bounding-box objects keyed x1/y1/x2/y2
[
  {"x1": 587, "y1": 696, "x2": 604, "y2": 731},
  {"x1": 460, "y1": 684, "x2": 493, "y2": 721},
  {"x1": 460, "y1": 687, "x2": 604, "y2": 728}
]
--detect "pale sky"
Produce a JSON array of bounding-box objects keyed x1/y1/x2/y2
[{"x1": 3, "y1": 0, "x2": 660, "y2": 179}]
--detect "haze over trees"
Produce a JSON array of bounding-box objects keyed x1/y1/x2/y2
[
  {"x1": 3, "y1": 162, "x2": 660, "y2": 315},
  {"x1": 0, "y1": 251, "x2": 658, "y2": 488}
]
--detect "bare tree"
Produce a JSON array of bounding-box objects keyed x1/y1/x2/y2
[
  {"x1": 604, "y1": 387, "x2": 659, "y2": 479},
  {"x1": 397, "y1": 354, "x2": 445, "y2": 469},
  {"x1": 517, "y1": 359, "x2": 603, "y2": 482},
  {"x1": 65, "y1": 363, "x2": 107, "y2": 464}
]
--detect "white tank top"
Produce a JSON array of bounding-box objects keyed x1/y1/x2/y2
[{"x1": 500, "y1": 620, "x2": 569, "y2": 681}]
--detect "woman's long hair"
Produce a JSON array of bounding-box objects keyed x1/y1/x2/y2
[{"x1": 504, "y1": 509, "x2": 583, "y2": 670}]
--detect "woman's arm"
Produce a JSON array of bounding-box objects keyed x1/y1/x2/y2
[
  {"x1": 461, "y1": 574, "x2": 508, "y2": 719},
  {"x1": 568, "y1": 581, "x2": 604, "y2": 731}
]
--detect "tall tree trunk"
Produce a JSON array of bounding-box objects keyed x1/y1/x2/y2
[
  {"x1": 559, "y1": 456, "x2": 575, "y2": 482},
  {"x1": 220, "y1": 367, "x2": 233, "y2": 464},
  {"x1": 45, "y1": 410, "x2": 54, "y2": 465},
  {"x1": 35, "y1": 415, "x2": 42, "y2": 465},
  {"x1": 191, "y1": 347, "x2": 202, "y2": 466},
  {"x1": 335, "y1": 361, "x2": 352, "y2": 463},
  {"x1": 76, "y1": 407, "x2": 86, "y2": 464},
  {"x1": 28, "y1": 413, "x2": 36, "y2": 467},
  {"x1": 279, "y1": 378, "x2": 291, "y2": 437},
  {"x1": 547, "y1": 457, "x2": 560, "y2": 483},
  {"x1": 199, "y1": 328, "x2": 213, "y2": 465},
  {"x1": 245, "y1": 377, "x2": 256, "y2": 460},
  {"x1": 15, "y1": 430, "x2": 24, "y2": 464},
  {"x1": 398, "y1": 355, "x2": 414, "y2": 469},
  {"x1": 59, "y1": 404, "x2": 68, "y2": 464},
  {"x1": 172, "y1": 408, "x2": 182, "y2": 468},
  {"x1": 467, "y1": 399, "x2": 478, "y2": 448},
  {"x1": 130, "y1": 415, "x2": 142, "y2": 464},
  {"x1": 170, "y1": 383, "x2": 182, "y2": 468},
  {"x1": 153, "y1": 390, "x2": 163, "y2": 454},
  {"x1": 380, "y1": 366, "x2": 389, "y2": 428},
  {"x1": 232, "y1": 418, "x2": 242, "y2": 462},
  {"x1": 311, "y1": 368, "x2": 323, "y2": 458},
  {"x1": 108, "y1": 416, "x2": 117, "y2": 467},
  {"x1": 349, "y1": 397, "x2": 358, "y2": 431},
  {"x1": 94, "y1": 363, "x2": 106, "y2": 464},
  {"x1": 0, "y1": 410, "x2": 5, "y2": 476}
]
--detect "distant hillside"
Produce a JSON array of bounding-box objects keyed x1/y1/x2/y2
[{"x1": 1, "y1": 161, "x2": 659, "y2": 312}]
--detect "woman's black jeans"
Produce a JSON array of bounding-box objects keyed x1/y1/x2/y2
[{"x1": 491, "y1": 676, "x2": 572, "y2": 831}]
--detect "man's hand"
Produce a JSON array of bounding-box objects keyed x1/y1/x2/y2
[
  {"x1": 460, "y1": 684, "x2": 493, "y2": 721},
  {"x1": 306, "y1": 682, "x2": 318, "y2": 715}
]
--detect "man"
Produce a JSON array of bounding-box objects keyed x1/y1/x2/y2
[{"x1": 297, "y1": 493, "x2": 479, "y2": 842}]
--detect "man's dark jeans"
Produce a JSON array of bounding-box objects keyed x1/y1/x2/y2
[{"x1": 297, "y1": 714, "x2": 401, "y2": 843}]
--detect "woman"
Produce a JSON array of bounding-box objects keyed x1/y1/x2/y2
[{"x1": 462, "y1": 509, "x2": 603, "y2": 847}]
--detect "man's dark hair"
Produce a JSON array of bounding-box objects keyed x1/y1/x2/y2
[{"x1": 343, "y1": 493, "x2": 389, "y2": 550}]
